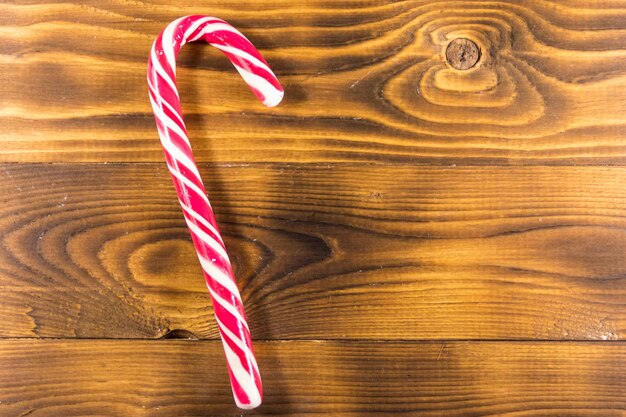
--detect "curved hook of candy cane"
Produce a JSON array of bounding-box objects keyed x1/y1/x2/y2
[{"x1": 147, "y1": 16, "x2": 283, "y2": 410}]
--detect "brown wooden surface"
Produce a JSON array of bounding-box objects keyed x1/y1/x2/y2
[
  {"x1": 1, "y1": 0, "x2": 626, "y2": 163},
  {"x1": 1, "y1": 0, "x2": 625, "y2": 415},
  {"x1": 0, "y1": 340, "x2": 625, "y2": 416},
  {"x1": 0, "y1": 163, "x2": 625, "y2": 340}
]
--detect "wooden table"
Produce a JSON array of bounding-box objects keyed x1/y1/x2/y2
[{"x1": 1, "y1": 1, "x2": 625, "y2": 415}]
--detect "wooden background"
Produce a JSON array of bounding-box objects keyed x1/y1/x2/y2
[{"x1": 1, "y1": 0, "x2": 626, "y2": 415}]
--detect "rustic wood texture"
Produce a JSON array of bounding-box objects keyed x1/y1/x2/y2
[
  {"x1": 0, "y1": 340, "x2": 624, "y2": 416},
  {"x1": 1, "y1": 0, "x2": 626, "y2": 163},
  {"x1": 0, "y1": 163, "x2": 624, "y2": 340},
  {"x1": 1, "y1": 0, "x2": 625, "y2": 415}
]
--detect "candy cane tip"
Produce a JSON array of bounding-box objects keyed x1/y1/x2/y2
[
  {"x1": 262, "y1": 88, "x2": 284, "y2": 108},
  {"x1": 236, "y1": 398, "x2": 262, "y2": 410}
]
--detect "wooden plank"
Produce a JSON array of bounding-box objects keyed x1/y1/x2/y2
[
  {"x1": 0, "y1": 163, "x2": 625, "y2": 340},
  {"x1": 1, "y1": 1, "x2": 626, "y2": 163},
  {"x1": 0, "y1": 339, "x2": 623, "y2": 416}
]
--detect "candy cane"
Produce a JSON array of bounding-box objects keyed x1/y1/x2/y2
[{"x1": 147, "y1": 15, "x2": 283, "y2": 409}]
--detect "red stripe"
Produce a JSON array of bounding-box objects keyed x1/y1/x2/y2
[
  {"x1": 206, "y1": 276, "x2": 248, "y2": 320},
  {"x1": 187, "y1": 229, "x2": 231, "y2": 274},
  {"x1": 184, "y1": 16, "x2": 224, "y2": 41},
  {"x1": 210, "y1": 301, "x2": 251, "y2": 346},
  {"x1": 220, "y1": 323, "x2": 262, "y2": 390},
  {"x1": 227, "y1": 367, "x2": 252, "y2": 406},
  {"x1": 150, "y1": 70, "x2": 179, "y2": 104},
  {"x1": 218, "y1": 49, "x2": 283, "y2": 91},
  {"x1": 172, "y1": 176, "x2": 219, "y2": 227},
  {"x1": 152, "y1": 35, "x2": 175, "y2": 79},
  {"x1": 218, "y1": 324, "x2": 258, "y2": 377},
  {"x1": 169, "y1": 175, "x2": 213, "y2": 217},
  {"x1": 158, "y1": 97, "x2": 185, "y2": 127},
  {"x1": 181, "y1": 208, "x2": 224, "y2": 246},
  {"x1": 181, "y1": 191, "x2": 219, "y2": 228},
  {"x1": 154, "y1": 115, "x2": 191, "y2": 154},
  {"x1": 160, "y1": 125, "x2": 193, "y2": 162},
  {"x1": 163, "y1": 154, "x2": 205, "y2": 193},
  {"x1": 205, "y1": 28, "x2": 268, "y2": 67}
]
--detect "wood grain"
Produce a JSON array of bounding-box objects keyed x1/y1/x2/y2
[
  {"x1": 1, "y1": 163, "x2": 624, "y2": 340},
  {"x1": 1, "y1": 0, "x2": 626, "y2": 163},
  {"x1": 2, "y1": 1, "x2": 625, "y2": 414},
  {"x1": 0, "y1": 339, "x2": 624, "y2": 416}
]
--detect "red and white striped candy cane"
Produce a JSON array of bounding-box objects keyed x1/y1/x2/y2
[{"x1": 147, "y1": 15, "x2": 283, "y2": 409}]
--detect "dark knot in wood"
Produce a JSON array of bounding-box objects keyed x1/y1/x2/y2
[{"x1": 445, "y1": 38, "x2": 481, "y2": 70}]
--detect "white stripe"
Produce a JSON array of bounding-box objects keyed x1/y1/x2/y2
[
  {"x1": 207, "y1": 285, "x2": 249, "y2": 331},
  {"x1": 179, "y1": 200, "x2": 223, "y2": 243},
  {"x1": 149, "y1": 93, "x2": 191, "y2": 147},
  {"x1": 203, "y1": 22, "x2": 246, "y2": 38},
  {"x1": 221, "y1": 336, "x2": 262, "y2": 409},
  {"x1": 179, "y1": 199, "x2": 224, "y2": 244},
  {"x1": 186, "y1": 218, "x2": 230, "y2": 263},
  {"x1": 149, "y1": 94, "x2": 187, "y2": 143},
  {"x1": 211, "y1": 43, "x2": 273, "y2": 75},
  {"x1": 189, "y1": 29, "x2": 205, "y2": 42},
  {"x1": 183, "y1": 16, "x2": 215, "y2": 43},
  {"x1": 160, "y1": 136, "x2": 202, "y2": 180},
  {"x1": 148, "y1": 76, "x2": 185, "y2": 126},
  {"x1": 161, "y1": 16, "x2": 186, "y2": 74},
  {"x1": 216, "y1": 315, "x2": 260, "y2": 376},
  {"x1": 147, "y1": 75, "x2": 183, "y2": 125},
  {"x1": 166, "y1": 162, "x2": 210, "y2": 206},
  {"x1": 197, "y1": 255, "x2": 241, "y2": 302},
  {"x1": 233, "y1": 64, "x2": 283, "y2": 107},
  {"x1": 161, "y1": 139, "x2": 200, "y2": 181},
  {"x1": 150, "y1": 45, "x2": 179, "y2": 98},
  {"x1": 160, "y1": 96, "x2": 186, "y2": 130}
]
